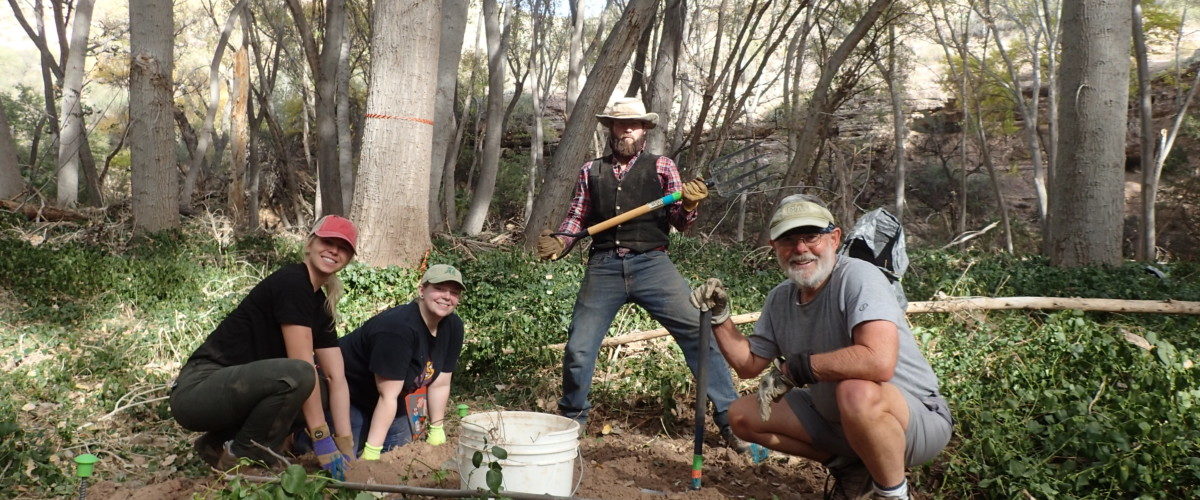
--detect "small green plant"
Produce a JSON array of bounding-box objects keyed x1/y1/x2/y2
[
  {"x1": 470, "y1": 444, "x2": 508, "y2": 494},
  {"x1": 218, "y1": 464, "x2": 372, "y2": 499}
]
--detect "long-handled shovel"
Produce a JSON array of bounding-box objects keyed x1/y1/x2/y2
[
  {"x1": 691, "y1": 309, "x2": 712, "y2": 490},
  {"x1": 549, "y1": 148, "x2": 776, "y2": 260}
]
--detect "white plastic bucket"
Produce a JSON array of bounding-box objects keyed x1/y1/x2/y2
[{"x1": 458, "y1": 411, "x2": 580, "y2": 496}]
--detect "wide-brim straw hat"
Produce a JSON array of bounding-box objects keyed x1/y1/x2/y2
[{"x1": 596, "y1": 97, "x2": 658, "y2": 129}]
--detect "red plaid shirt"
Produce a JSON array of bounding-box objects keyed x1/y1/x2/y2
[{"x1": 556, "y1": 151, "x2": 697, "y2": 247}]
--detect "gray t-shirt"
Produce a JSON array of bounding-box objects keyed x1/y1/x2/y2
[{"x1": 750, "y1": 256, "x2": 942, "y2": 422}]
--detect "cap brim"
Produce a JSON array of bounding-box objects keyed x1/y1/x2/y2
[
  {"x1": 312, "y1": 231, "x2": 356, "y2": 254},
  {"x1": 769, "y1": 217, "x2": 832, "y2": 240},
  {"x1": 596, "y1": 114, "x2": 658, "y2": 129},
  {"x1": 424, "y1": 277, "x2": 466, "y2": 289}
]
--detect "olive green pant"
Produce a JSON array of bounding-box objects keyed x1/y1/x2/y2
[{"x1": 170, "y1": 358, "x2": 315, "y2": 459}]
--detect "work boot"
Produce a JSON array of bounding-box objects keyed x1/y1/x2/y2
[
  {"x1": 823, "y1": 457, "x2": 872, "y2": 500},
  {"x1": 719, "y1": 425, "x2": 748, "y2": 453},
  {"x1": 571, "y1": 416, "x2": 588, "y2": 438}
]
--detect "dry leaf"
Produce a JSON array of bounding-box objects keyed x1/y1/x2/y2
[{"x1": 1122, "y1": 330, "x2": 1154, "y2": 351}]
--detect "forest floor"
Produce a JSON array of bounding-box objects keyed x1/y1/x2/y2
[{"x1": 84, "y1": 408, "x2": 833, "y2": 500}]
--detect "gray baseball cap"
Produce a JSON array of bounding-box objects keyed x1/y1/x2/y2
[{"x1": 421, "y1": 264, "x2": 465, "y2": 289}]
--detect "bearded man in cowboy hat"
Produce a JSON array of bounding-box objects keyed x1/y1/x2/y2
[{"x1": 536, "y1": 97, "x2": 745, "y2": 451}]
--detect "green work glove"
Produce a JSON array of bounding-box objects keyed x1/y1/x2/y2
[
  {"x1": 681, "y1": 178, "x2": 709, "y2": 211},
  {"x1": 426, "y1": 424, "x2": 446, "y2": 446},
  {"x1": 689, "y1": 277, "x2": 731, "y2": 325},
  {"x1": 360, "y1": 442, "x2": 382, "y2": 461},
  {"x1": 537, "y1": 229, "x2": 565, "y2": 260}
]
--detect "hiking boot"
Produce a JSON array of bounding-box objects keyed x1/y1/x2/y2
[
  {"x1": 720, "y1": 425, "x2": 748, "y2": 453},
  {"x1": 571, "y1": 417, "x2": 588, "y2": 438},
  {"x1": 824, "y1": 458, "x2": 873, "y2": 500}
]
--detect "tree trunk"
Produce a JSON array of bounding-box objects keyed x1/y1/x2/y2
[
  {"x1": 336, "y1": 12, "x2": 355, "y2": 213},
  {"x1": 462, "y1": 0, "x2": 508, "y2": 236},
  {"x1": 525, "y1": 0, "x2": 550, "y2": 225},
  {"x1": 0, "y1": 106, "x2": 25, "y2": 199},
  {"x1": 645, "y1": 0, "x2": 684, "y2": 154},
  {"x1": 1048, "y1": 0, "x2": 1130, "y2": 267},
  {"x1": 625, "y1": 15, "x2": 654, "y2": 98},
  {"x1": 182, "y1": 0, "x2": 247, "y2": 213},
  {"x1": 523, "y1": 0, "x2": 659, "y2": 249},
  {"x1": 351, "y1": 0, "x2": 439, "y2": 267},
  {"x1": 429, "y1": 0, "x2": 470, "y2": 233},
  {"x1": 287, "y1": 0, "x2": 347, "y2": 216},
  {"x1": 565, "y1": 0, "x2": 585, "y2": 118},
  {"x1": 229, "y1": 46, "x2": 250, "y2": 227},
  {"x1": 129, "y1": 0, "x2": 177, "y2": 232},
  {"x1": 782, "y1": 0, "x2": 892, "y2": 190},
  {"x1": 55, "y1": 0, "x2": 94, "y2": 208},
  {"x1": 1132, "y1": 0, "x2": 1156, "y2": 261},
  {"x1": 1040, "y1": 0, "x2": 1060, "y2": 252}
]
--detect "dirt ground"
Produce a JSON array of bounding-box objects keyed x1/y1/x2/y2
[{"x1": 85, "y1": 414, "x2": 831, "y2": 500}]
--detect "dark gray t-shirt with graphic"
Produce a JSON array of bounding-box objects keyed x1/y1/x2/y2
[{"x1": 749, "y1": 256, "x2": 942, "y2": 423}]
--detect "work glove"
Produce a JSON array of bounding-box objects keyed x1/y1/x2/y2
[
  {"x1": 334, "y1": 434, "x2": 355, "y2": 459},
  {"x1": 360, "y1": 442, "x2": 382, "y2": 461},
  {"x1": 758, "y1": 353, "x2": 817, "y2": 421},
  {"x1": 681, "y1": 178, "x2": 709, "y2": 211},
  {"x1": 309, "y1": 425, "x2": 347, "y2": 480},
  {"x1": 689, "y1": 278, "x2": 731, "y2": 325},
  {"x1": 536, "y1": 229, "x2": 564, "y2": 260},
  {"x1": 426, "y1": 424, "x2": 446, "y2": 446}
]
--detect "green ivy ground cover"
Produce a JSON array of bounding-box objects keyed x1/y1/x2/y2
[{"x1": 0, "y1": 219, "x2": 1196, "y2": 497}]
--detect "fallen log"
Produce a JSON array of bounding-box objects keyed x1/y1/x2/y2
[
  {"x1": 546, "y1": 297, "x2": 1200, "y2": 350},
  {"x1": 0, "y1": 199, "x2": 90, "y2": 222}
]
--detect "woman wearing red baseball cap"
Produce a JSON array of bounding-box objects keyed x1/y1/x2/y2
[{"x1": 169, "y1": 215, "x2": 359, "y2": 479}]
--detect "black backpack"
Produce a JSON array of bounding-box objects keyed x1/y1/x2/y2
[{"x1": 838, "y1": 208, "x2": 909, "y2": 309}]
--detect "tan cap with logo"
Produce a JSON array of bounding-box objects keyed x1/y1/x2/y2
[
  {"x1": 421, "y1": 264, "x2": 465, "y2": 289},
  {"x1": 768, "y1": 195, "x2": 836, "y2": 240}
]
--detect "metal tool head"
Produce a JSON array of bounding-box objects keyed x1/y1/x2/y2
[{"x1": 706, "y1": 143, "x2": 777, "y2": 198}]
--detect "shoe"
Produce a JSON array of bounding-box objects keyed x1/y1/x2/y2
[
  {"x1": 571, "y1": 417, "x2": 587, "y2": 438},
  {"x1": 719, "y1": 425, "x2": 748, "y2": 453},
  {"x1": 824, "y1": 458, "x2": 872, "y2": 500},
  {"x1": 194, "y1": 432, "x2": 237, "y2": 469}
]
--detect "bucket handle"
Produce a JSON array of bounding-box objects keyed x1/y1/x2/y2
[{"x1": 571, "y1": 447, "x2": 584, "y2": 497}]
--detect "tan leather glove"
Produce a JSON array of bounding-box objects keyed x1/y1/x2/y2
[
  {"x1": 689, "y1": 278, "x2": 731, "y2": 325},
  {"x1": 681, "y1": 178, "x2": 709, "y2": 211},
  {"x1": 536, "y1": 229, "x2": 565, "y2": 260},
  {"x1": 757, "y1": 361, "x2": 796, "y2": 422},
  {"x1": 334, "y1": 434, "x2": 355, "y2": 458}
]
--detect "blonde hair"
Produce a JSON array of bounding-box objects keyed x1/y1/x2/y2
[{"x1": 305, "y1": 235, "x2": 347, "y2": 322}]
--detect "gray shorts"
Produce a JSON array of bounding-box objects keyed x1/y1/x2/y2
[{"x1": 784, "y1": 386, "x2": 953, "y2": 466}]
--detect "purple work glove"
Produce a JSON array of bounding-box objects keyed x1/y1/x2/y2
[{"x1": 309, "y1": 426, "x2": 347, "y2": 480}]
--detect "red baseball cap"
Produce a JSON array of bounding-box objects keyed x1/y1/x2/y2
[{"x1": 310, "y1": 215, "x2": 358, "y2": 254}]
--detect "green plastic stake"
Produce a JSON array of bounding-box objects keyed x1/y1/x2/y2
[
  {"x1": 74, "y1": 454, "x2": 99, "y2": 478},
  {"x1": 456, "y1": 404, "x2": 469, "y2": 418}
]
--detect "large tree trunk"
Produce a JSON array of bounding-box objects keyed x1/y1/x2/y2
[
  {"x1": 336, "y1": 14, "x2": 354, "y2": 213},
  {"x1": 350, "y1": 0, "x2": 439, "y2": 267},
  {"x1": 1048, "y1": 0, "x2": 1130, "y2": 267},
  {"x1": 1132, "y1": 0, "x2": 1155, "y2": 261},
  {"x1": 0, "y1": 106, "x2": 25, "y2": 199},
  {"x1": 229, "y1": 47, "x2": 250, "y2": 227},
  {"x1": 287, "y1": 0, "x2": 347, "y2": 216},
  {"x1": 129, "y1": 0, "x2": 177, "y2": 232},
  {"x1": 461, "y1": 0, "x2": 508, "y2": 236},
  {"x1": 429, "y1": 0, "x2": 470, "y2": 233},
  {"x1": 523, "y1": 0, "x2": 658, "y2": 249},
  {"x1": 55, "y1": 0, "x2": 94, "y2": 208},
  {"x1": 645, "y1": 0, "x2": 685, "y2": 154}
]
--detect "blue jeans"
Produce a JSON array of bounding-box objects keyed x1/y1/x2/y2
[
  {"x1": 292, "y1": 403, "x2": 412, "y2": 456},
  {"x1": 558, "y1": 249, "x2": 738, "y2": 425}
]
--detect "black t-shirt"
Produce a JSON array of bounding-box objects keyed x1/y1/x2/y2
[
  {"x1": 186, "y1": 263, "x2": 338, "y2": 367},
  {"x1": 340, "y1": 301, "x2": 464, "y2": 414}
]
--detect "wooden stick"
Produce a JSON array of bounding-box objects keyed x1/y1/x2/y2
[
  {"x1": 225, "y1": 474, "x2": 594, "y2": 499},
  {"x1": 0, "y1": 199, "x2": 90, "y2": 222},
  {"x1": 545, "y1": 297, "x2": 1200, "y2": 350}
]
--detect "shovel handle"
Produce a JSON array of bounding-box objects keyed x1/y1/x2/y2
[{"x1": 548, "y1": 191, "x2": 687, "y2": 260}]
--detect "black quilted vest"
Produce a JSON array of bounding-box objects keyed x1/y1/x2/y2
[{"x1": 586, "y1": 153, "x2": 670, "y2": 252}]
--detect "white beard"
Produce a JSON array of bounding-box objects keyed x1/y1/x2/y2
[{"x1": 785, "y1": 253, "x2": 834, "y2": 291}]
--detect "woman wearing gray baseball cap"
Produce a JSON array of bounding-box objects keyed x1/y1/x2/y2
[{"x1": 336, "y1": 264, "x2": 467, "y2": 458}]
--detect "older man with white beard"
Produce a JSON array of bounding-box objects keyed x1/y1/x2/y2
[{"x1": 691, "y1": 194, "x2": 952, "y2": 500}]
